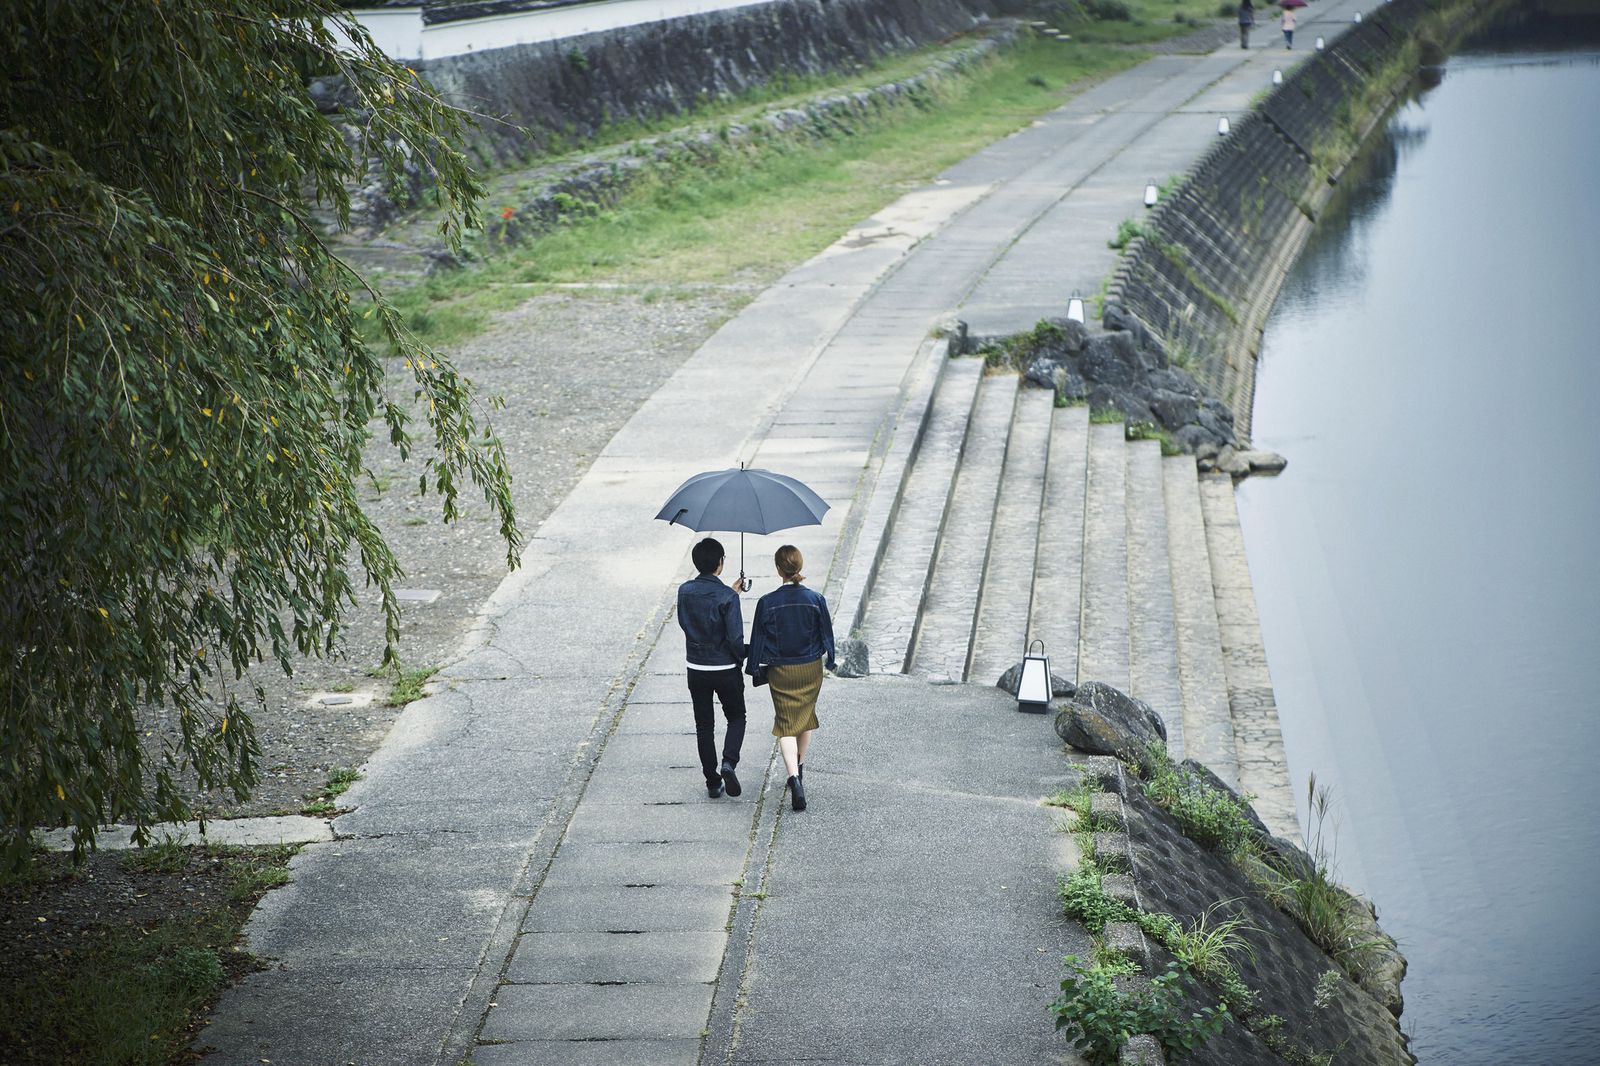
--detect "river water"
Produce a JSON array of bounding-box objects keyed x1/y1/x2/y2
[{"x1": 1234, "y1": 7, "x2": 1600, "y2": 1062}]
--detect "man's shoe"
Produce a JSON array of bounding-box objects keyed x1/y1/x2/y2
[
  {"x1": 707, "y1": 780, "x2": 724, "y2": 799},
  {"x1": 720, "y1": 762, "x2": 742, "y2": 798},
  {"x1": 787, "y1": 775, "x2": 807, "y2": 812}
]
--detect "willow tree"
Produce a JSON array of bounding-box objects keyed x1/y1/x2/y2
[{"x1": 0, "y1": 1, "x2": 518, "y2": 866}]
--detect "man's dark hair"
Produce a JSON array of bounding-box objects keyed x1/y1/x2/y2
[{"x1": 692, "y1": 538, "x2": 725, "y2": 576}]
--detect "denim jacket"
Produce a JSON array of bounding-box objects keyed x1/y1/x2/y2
[
  {"x1": 747, "y1": 582, "x2": 835, "y2": 674},
  {"x1": 677, "y1": 574, "x2": 746, "y2": 668}
]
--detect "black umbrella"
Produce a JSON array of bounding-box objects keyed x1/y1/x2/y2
[{"x1": 655, "y1": 464, "x2": 830, "y2": 589}]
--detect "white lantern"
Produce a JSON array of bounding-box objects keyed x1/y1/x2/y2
[
  {"x1": 1018, "y1": 640, "x2": 1052, "y2": 712},
  {"x1": 1272, "y1": 69, "x2": 1283, "y2": 86},
  {"x1": 1315, "y1": 35, "x2": 1325, "y2": 50},
  {"x1": 1143, "y1": 181, "x2": 1159, "y2": 208},
  {"x1": 1217, "y1": 116, "x2": 1231, "y2": 136},
  {"x1": 1066, "y1": 294, "x2": 1085, "y2": 324},
  {"x1": 1354, "y1": 11, "x2": 1362, "y2": 22}
]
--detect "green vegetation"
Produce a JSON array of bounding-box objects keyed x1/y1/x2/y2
[
  {"x1": 0, "y1": 844, "x2": 297, "y2": 1064},
  {"x1": 0, "y1": 0, "x2": 518, "y2": 869},
  {"x1": 1055, "y1": 761, "x2": 1366, "y2": 1063},
  {"x1": 1049, "y1": 0, "x2": 1230, "y2": 44},
  {"x1": 1051, "y1": 956, "x2": 1228, "y2": 1066},
  {"x1": 382, "y1": 37, "x2": 1159, "y2": 347},
  {"x1": 1139, "y1": 745, "x2": 1257, "y2": 853},
  {"x1": 301, "y1": 766, "x2": 363, "y2": 816},
  {"x1": 381, "y1": 665, "x2": 441, "y2": 706},
  {"x1": 1125, "y1": 421, "x2": 1179, "y2": 457},
  {"x1": 1108, "y1": 217, "x2": 1148, "y2": 250}
]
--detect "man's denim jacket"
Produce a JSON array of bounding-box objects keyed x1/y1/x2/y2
[
  {"x1": 746, "y1": 582, "x2": 835, "y2": 675},
  {"x1": 677, "y1": 573, "x2": 746, "y2": 668}
]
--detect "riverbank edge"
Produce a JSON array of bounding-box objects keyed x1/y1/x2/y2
[{"x1": 1103, "y1": 0, "x2": 1513, "y2": 439}]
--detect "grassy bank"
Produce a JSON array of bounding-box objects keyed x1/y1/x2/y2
[
  {"x1": 378, "y1": 8, "x2": 1228, "y2": 348},
  {"x1": 0, "y1": 842, "x2": 298, "y2": 1065}
]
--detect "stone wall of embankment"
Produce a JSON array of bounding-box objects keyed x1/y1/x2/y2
[
  {"x1": 1102, "y1": 0, "x2": 1496, "y2": 438},
  {"x1": 415, "y1": 0, "x2": 1012, "y2": 166}
]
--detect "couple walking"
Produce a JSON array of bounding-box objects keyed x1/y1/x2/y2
[{"x1": 676, "y1": 537, "x2": 836, "y2": 811}]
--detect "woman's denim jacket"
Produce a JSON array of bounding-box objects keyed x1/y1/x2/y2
[
  {"x1": 677, "y1": 574, "x2": 746, "y2": 668},
  {"x1": 747, "y1": 582, "x2": 835, "y2": 675}
]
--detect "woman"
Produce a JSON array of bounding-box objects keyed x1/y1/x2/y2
[
  {"x1": 746, "y1": 545, "x2": 835, "y2": 812},
  {"x1": 1238, "y1": 0, "x2": 1254, "y2": 49},
  {"x1": 1281, "y1": 4, "x2": 1296, "y2": 49}
]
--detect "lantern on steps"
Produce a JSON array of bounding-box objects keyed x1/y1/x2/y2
[
  {"x1": 1316, "y1": 35, "x2": 1325, "y2": 50},
  {"x1": 1067, "y1": 292, "x2": 1086, "y2": 324},
  {"x1": 1217, "y1": 116, "x2": 1231, "y2": 136},
  {"x1": 1272, "y1": 69, "x2": 1283, "y2": 86},
  {"x1": 1354, "y1": 11, "x2": 1363, "y2": 22},
  {"x1": 1143, "y1": 180, "x2": 1159, "y2": 208},
  {"x1": 1018, "y1": 640, "x2": 1052, "y2": 713}
]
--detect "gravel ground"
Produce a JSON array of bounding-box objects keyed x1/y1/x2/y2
[{"x1": 143, "y1": 283, "x2": 755, "y2": 818}]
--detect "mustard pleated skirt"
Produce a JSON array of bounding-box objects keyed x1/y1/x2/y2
[{"x1": 767, "y1": 657, "x2": 823, "y2": 737}]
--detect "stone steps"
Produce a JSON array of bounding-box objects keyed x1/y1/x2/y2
[
  {"x1": 967, "y1": 388, "x2": 1053, "y2": 686},
  {"x1": 857, "y1": 357, "x2": 983, "y2": 674},
  {"x1": 1125, "y1": 439, "x2": 1185, "y2": 761},
  {"x1": 907, "y1": 372, "x2": 1019, "y2": 683},
  {"x1": 851, "y1": 371, "x2": 1294, "y2": 839}
]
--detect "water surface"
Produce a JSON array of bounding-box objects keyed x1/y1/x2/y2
[{"x1": 1235, "y1": 9, "x2": 1600, "y2": 1061}]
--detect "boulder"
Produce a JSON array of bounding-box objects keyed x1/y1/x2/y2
[
  {"x1": 832, "y1": 638, "x2": 869, "y2": 678},
  {"x1": 1238, "y1": 449, "x2": 1288, "y2": 475},
  {"x1": 996, "y1": 662, "x2": 1076, "y2": 699},
  {"x1": 1053, "y1": 681, "x2": 1166, "y2": 761}
]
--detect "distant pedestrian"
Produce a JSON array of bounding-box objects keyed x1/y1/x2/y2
[
  {"x1": 747, "y1": 545, "x2": 835, "y2": 812},
  {"x1": 1281, "y1": 6, "x2": 1296, "y2": 49},
  {"x1": 1238, "y1": 0, "x2": 1255, "y2": 49},
  {"x1": 677, "y1": 537, "x2": 747, "y2": 799}
]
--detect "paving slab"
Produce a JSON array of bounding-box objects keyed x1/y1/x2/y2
[
  {"x1": 471, "y1": 1039, "x2": 702, "y2": 1066},
  {"x1": 1029, "y1": 404, "x2": 1090, "y2": 681},
  {"x1": 520, "y1": 884, "x2": 736, "y2": 934},
  {"x1": 482, "y1": 982, "x2": 714, "y2": 1043},
  {"x1": 507, "y1": 930, "x2": 727, "y2": 984}
]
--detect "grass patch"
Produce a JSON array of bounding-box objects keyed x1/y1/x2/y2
[
  {"x1": 380, "y1": 664, "x2": 439, "y2": 706},
  {"x1": 1052, "y1": 0, "x2": 1229, "y2": 45},
  {"x1": 378, "y1": 37, "x2": 1150, "y2": 345},
  {"x1": 1107, "y1": 216, "x2": 1147, "y2": 250},
  {"x1": 0, "y1": 844, "x2": 297, "y2": 1065},
  {"x1": 300, "y1": 766, "x2": 363, "y2": 817}
]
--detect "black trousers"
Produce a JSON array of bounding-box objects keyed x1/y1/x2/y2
[{"x1": 687, "y1": 667, "x2": 746, "y2": 785}]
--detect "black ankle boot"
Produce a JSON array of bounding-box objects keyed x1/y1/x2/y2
[{"x1": 787, "y1": 774, "x2": 807, "y2": 812}]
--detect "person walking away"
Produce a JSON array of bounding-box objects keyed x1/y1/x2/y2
[
  {"x1": 1238, "y1": 0, "x2": 1255, "y2": 49},
  {"x1": 677, "y1": 538, "x2": 747, "y2": 798},
  {"x1": 747, "y1": 545, "x2": 835, "y2": 812},
  {"x1": 1281, "y1": 5, "x2": 1295, "y2": 49}
]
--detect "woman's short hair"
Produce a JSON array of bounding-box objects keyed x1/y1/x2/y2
[
  {"x1": 692, "y1": 537, "x2": 725, "y2": 575},
  {"x1": 774, "y1": 544, "x2": 804, "y2": 583}
]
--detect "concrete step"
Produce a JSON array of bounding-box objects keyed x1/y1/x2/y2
[
  {"x1": 1125, "y1": 439, "x2": 1185, "y2": 760},
  {"x1": 908, "y1": 373, "x2": 1020, "y2": 683},
  {"x1": 1162, "y1": 456, "x2": 1239, "y2": 787},
  {"x1": 1077, "y1": 421, "x2": 1131, "y2": 691},
  {"x1": 1028, "y1": 404, "x2": 1090, "y2": 684},
  {"x1": 969, "y1": 388, "x2": 1054, "y2": 687},
  {"x1": 1197, "y1": 473, "x2": 1299, "y2": 842},
  {"x1": 858, "y1": 358, "x2": 984, "y2": 674}
]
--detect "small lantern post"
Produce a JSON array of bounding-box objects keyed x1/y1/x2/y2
[{"x1": 1017, "y1": 640, "x2": 1052, "y2": 714}]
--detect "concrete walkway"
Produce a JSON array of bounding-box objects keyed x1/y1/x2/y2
[{"x1": 199, "y1": 8, "x2": 1362, "y2": 1063}]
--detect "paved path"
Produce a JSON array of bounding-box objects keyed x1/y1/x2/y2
[{"x1": 200, "y1": 9, "x2": 1361, "y2": 1061}]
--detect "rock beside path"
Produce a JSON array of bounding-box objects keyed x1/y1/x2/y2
[{"x1": 1053, "y1": 681, "x2": 1166, "y2": 761}]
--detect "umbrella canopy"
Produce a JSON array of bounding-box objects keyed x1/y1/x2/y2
[
  {"x1": 655, "y1": 467, "x2": 829, "y2": 535},
  {"x1": 1280, "y1": 0, "x2": 1307, "y2": 9}
]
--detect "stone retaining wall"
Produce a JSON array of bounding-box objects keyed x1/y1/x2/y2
[
  {"x1": 1101, "y1": 0, "x2": 1456, "y2": 438},
  {"x1": 418, "y1": 0, "x2": 1011, "y2": 165}
]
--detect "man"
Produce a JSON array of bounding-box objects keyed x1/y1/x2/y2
[{"x1": 677, "y1": 538, "x2": 747, "y2": 798}]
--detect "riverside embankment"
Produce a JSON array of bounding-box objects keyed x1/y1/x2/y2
[
  {"x1": 1102, "y1": 0, "x2": 1508, "y2": 437},
  {"x1": 187, "y1": 3, "x2": 1467, "y2": 1064}
]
